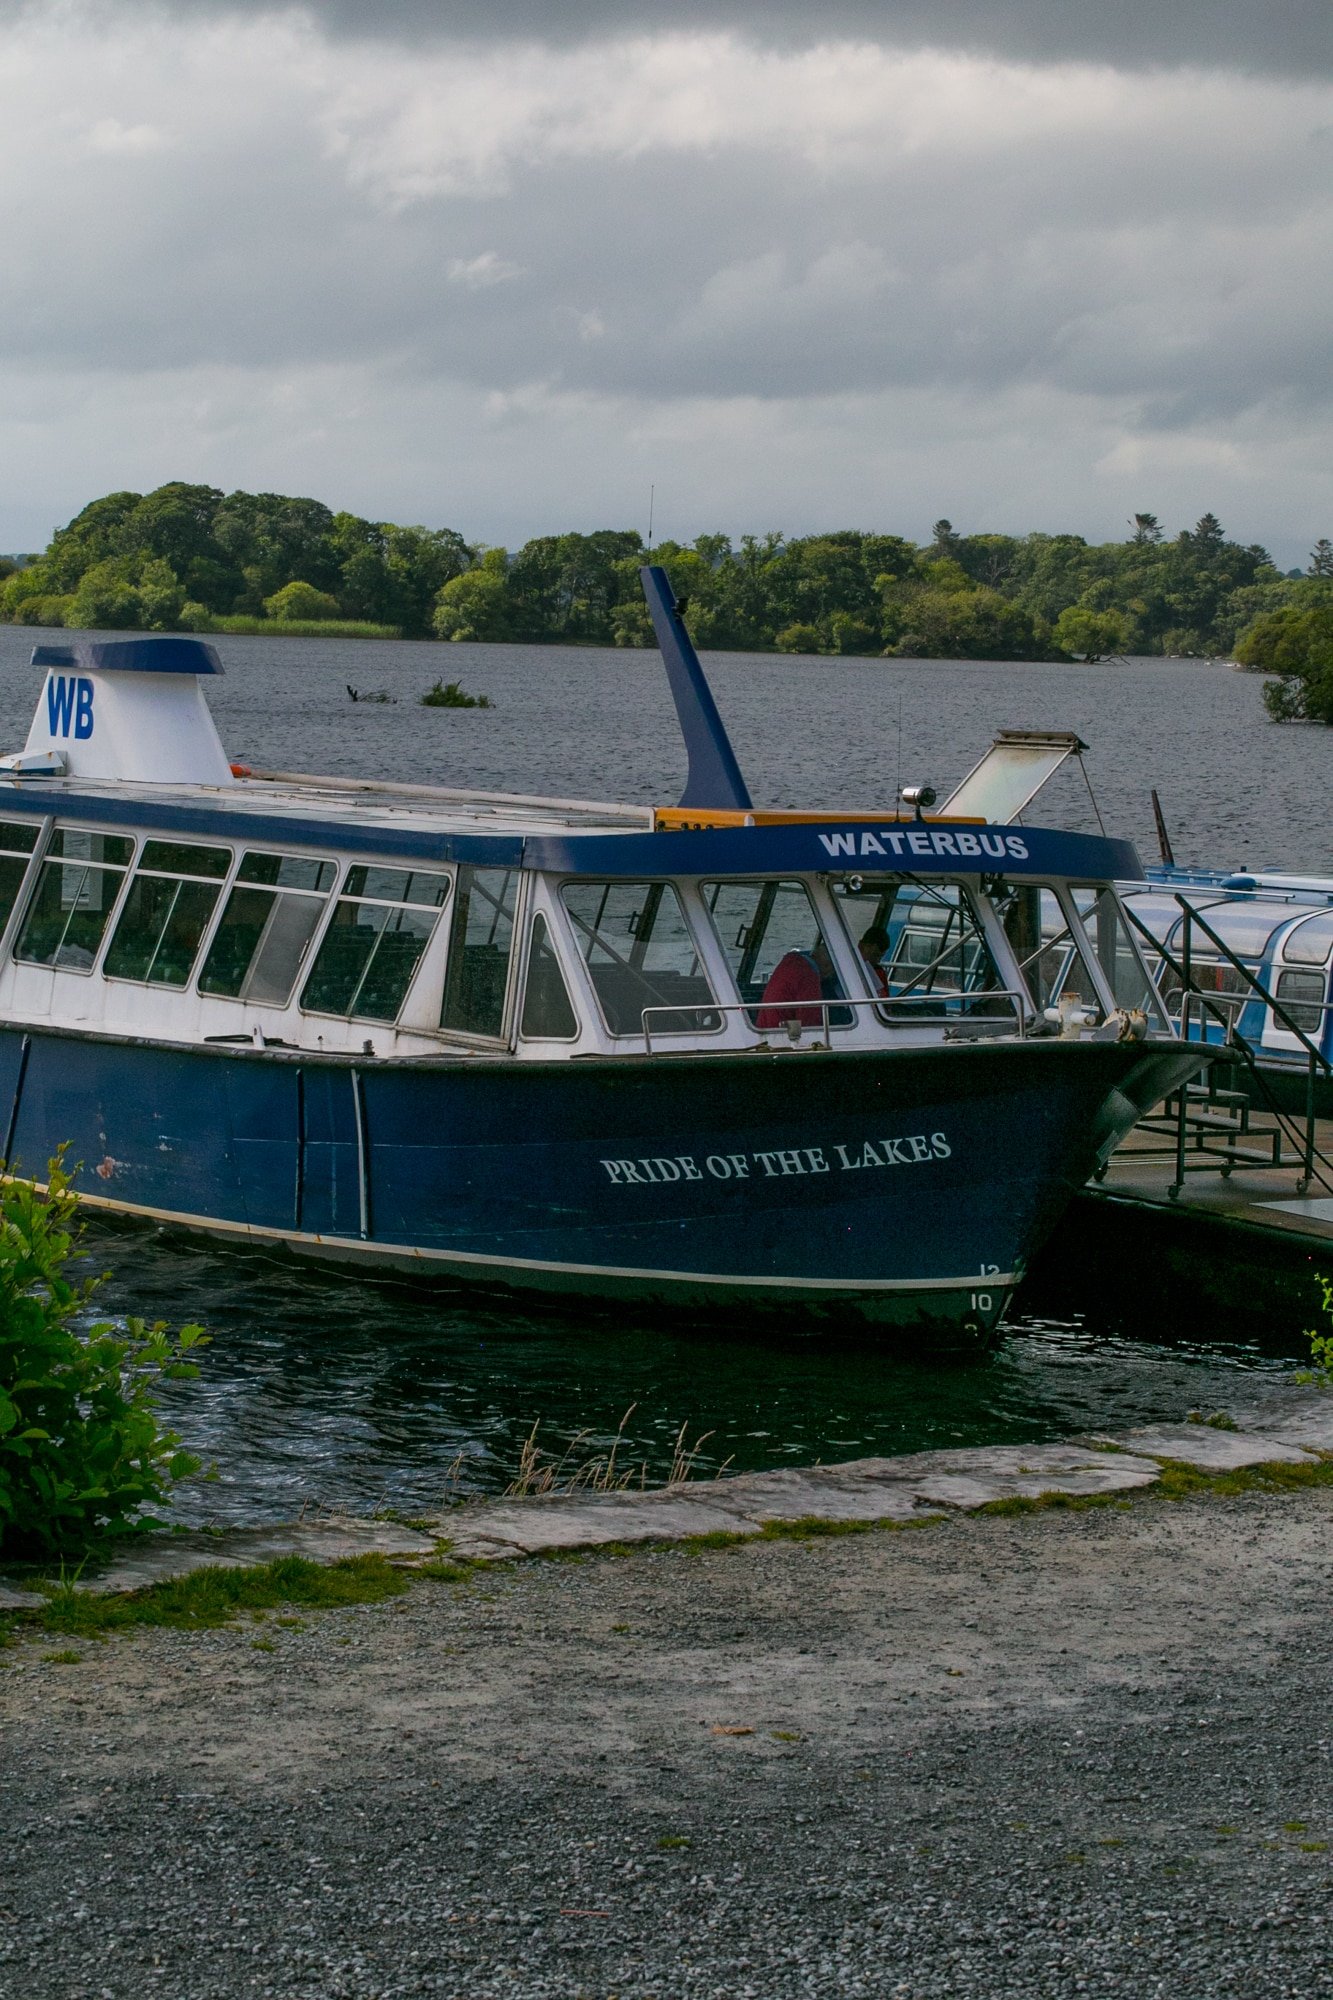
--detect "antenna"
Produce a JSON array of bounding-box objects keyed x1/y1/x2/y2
[
  {"x1": 647, "y1": 484, "x2": 655, "y2": 551},
  {"x1": 895, "y1": 691, "x2": 903, "y2": 814}
]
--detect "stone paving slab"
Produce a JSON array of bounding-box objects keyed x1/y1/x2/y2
[
  {"x1": 831, "y1": 1442, "x2": 1164, "y2": 1509},
  {"x1": 0, "y1": 1583, "x2": 46, "y2": 1610},
  {"x1": 436, "y1": 1491, "x2": 763, "y2": 1556},
  {"x1": 76, "y1": 1517, "x2": 439, "y2": 1595},
  {"x1": 1234, "y1": 1398, "x2": 1333, "y2": 1454},
  {"x1": 1102, "y1": 1424, "x2": 1317, "y2": 1471},
  {"x1": 674, "y1": 1468, "x2": 937, "y2": 1524},
  {"x1": 6, "y1": 1393, "x2": 1332, "y2": 1602}
]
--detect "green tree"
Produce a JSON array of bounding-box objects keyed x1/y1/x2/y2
[
  {"x1": 1309, "y1": 539, "x2": 1333, "y2": 579},
  {"x1": 1237, "y1": 601, "x2": 1333, "y2": 722},
  {"x1": 432, "y1": 549, "x2": 513, "y2": 641},
  {"x1": 1053, "y1": 605, "x2": 1129, "y2": 659},
  {"x1": 264, "y1": 579, "x2": 342, "y2": 622}
]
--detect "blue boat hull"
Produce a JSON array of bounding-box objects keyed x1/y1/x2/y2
[{"x1": 0, "y1": 1028, "x2": 1199, "y2": 1336}]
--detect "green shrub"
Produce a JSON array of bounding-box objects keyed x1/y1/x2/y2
[
  {"x1": 421, "y1": 679, "x2": 492, "y2": 708},
  {"x1": 263, "y1": 579, "x2": 342, "y2": 622},
  {"x1": 0, "y1": 1158, "x2": 207, "y2": 1557}
]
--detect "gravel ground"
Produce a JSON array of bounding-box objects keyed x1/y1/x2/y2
[{"x1": 2, "y1": 1489, "x2": 1331, "y2": 2000}]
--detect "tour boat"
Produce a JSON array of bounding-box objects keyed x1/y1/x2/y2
[
  {"x1": 0, "y1": 568, "x2": 1201, "y2": 1338},
  {"x1": 1116, "y1": 863, "x2": 1333, "y2": 1114}
]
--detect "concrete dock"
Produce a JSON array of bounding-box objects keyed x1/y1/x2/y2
[{"x1": 1024, "y1": 1095, "x2": 1333, "y2": 1337}]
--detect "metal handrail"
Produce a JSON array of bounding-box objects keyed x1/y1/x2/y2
[
  {"x1": 639, "y1": 989, "x2": 1031, "y2": 1053},
  {"x1": 1176, "y1": 899, "x2": 1332, "y2": 1069},
  {"x1": 1125, "y1": 897, "x2": 1333, "y2": 1196}
]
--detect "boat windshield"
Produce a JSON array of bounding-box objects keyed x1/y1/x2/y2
[
  {"x1": 702, "y1": 878, "x2": 848, "y2": 1030},
  {"x1": 561, "y1": 881, "x2": 717, "y2": 1037}
]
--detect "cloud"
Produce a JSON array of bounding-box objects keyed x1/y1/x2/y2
[
  {"x1": 9, "y1": 0, "x2": 1328, "y2": 78},
  {"x1": 446, "y1": 251, "x2": 524, "y2": 290},
  {"x1": 0, "y1": 3, "x2": 1328, "y2": 562}
]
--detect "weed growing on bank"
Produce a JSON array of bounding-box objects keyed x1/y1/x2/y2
[
  {"x1": 26, "y1": 1553, "x2": 410, "y2": 1641},
  {"x1": 1296, "y1": 1272, "x2": 1333, "y2": 1387},
  {"x1": 0, "y1": 1157, "x2": 208, "y2": 1559}
]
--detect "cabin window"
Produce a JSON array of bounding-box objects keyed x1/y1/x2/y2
[
  {"x1": 519, "y1": 913, "x2": 579, "y2": 1041},
  {"x1": 14, "y1": 828, "x2": 135, "y2": 972},
  {"x1": 1158, "y1": 957, "x2": 1251, "y2": 1021},
  {"x1": 0, "y1": 821, "x2": 39, "y2": 939},
  {"x1": 880, "y1": 882, "x2": 1007, "y2": 1018},
  {"x1": 832, "y1": 880, "x2": 899, "y2": 998},
  {"x1": 301, "y1": 866, "x2": 450, "y2": 1022},
  {"x1": 440, "y1": 866, "x2": 520, "y2": 1038},
  {"x1": 198, "y1": 851, "x2": 337, "y2": 1005},
  {"x1": 703, "y1": 878, "x2": 847, "y2": 1029},
  {"x1": 104, "y1": 839, "x2": 232, "y2": 988},
  {"x1": 1275, "y1": 968, "x2": 1326, "y2": 1037},
  {"x1": 1001, "y1": 885, "x2": 1104, "y2": 1020},
  {"x1": 562, "y1": 881, "x2": 717, "y2": 1036},
  {"x1": 1072, "y1": 886, "x2": 1169, "y2": 1026}
]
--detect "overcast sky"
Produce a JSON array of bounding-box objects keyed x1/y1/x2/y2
[{"x1": 0, "y1": 1, "x2": 1329, "y2": 561}]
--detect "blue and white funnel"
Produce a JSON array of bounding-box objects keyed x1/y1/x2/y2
[{"x1": 12, "y1": 636, "x2": 233, "y2": 786}]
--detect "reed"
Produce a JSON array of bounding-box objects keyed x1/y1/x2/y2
[
  {"x1": 192, "y1": 615, "x2": 402, "y2": 639},
  {"x1": 503, "y1": 1407, "x2": 730, "y2": 1499}
]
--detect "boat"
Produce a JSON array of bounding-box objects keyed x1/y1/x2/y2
[
  {"x1": 1113, "y1": 861, "x2": 1333, "y2": 1115},
  {"x1": 0, "y1": 568, "x2": 1201, "y2": 1340}
]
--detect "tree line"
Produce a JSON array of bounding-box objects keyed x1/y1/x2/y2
[{"x1": 1, "y1": 485, "x2": 1330, "y2": 690}]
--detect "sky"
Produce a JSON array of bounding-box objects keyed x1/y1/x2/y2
[{"x1": 0, "y1": 0, "x2": 1329, "y2": 563}]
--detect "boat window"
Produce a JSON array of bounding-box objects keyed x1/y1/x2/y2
[
  {"x1": 1275, "y1": 968, "x2": 1326, "y2": 1037},
  {"x1": 104, "y1": 839, "x2": 233, "y2": 988},
  {"x1": 14, "y1": 827, "x2": 135, "y2": 972},
  {"x1": 881, "y1": 882, "x2": 1007, "y2": 1019},
  {"x1": 997, "y1": 884, "x2": 1106, "y2": 1019},
  {"x1": 702, "y1": 879, "x2": 847, "y2": 1029},
  {"x1": 1072, "y1": 887, "x2": 1170, "y2": 1026},
  {"x1": 301, "y1": 866, "x2": 450, "y2": 1022},
  {"x1": 0, "y1": 820, "x2": 40, "y2": 938},
  {"x1": 832, "y1": 879, "x2": 899, "y2": 995},
  {"x1": 1282, "y1": 915, "x2": 1333, "y2": 967},
  {"x1": 519, "y1": 914, "x2": 579, "y2": 1040},
  {"x1": 1157, "y1": 956, "x2": 1251, "y2": 1020},
  {"x1": 563, "y1": 881, "x2": 717, "y2": 1036},
  {"x1": 440, "y1": 866, "x2": 520, "y2": 1038},
  {"x1": 198, "y1": 851, "x2": 337, "y2": 1005}
]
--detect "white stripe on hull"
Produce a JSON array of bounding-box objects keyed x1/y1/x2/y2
[{"x1": 42, "y1": 1179, "x2": 1015, "y2": 1302}]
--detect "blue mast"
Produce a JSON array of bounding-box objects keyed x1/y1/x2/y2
[{"x1": 639, "y1": 564, "x2": 753, "y2": 812}]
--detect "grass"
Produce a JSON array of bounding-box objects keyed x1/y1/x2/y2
[
  {"x1": 5, "y1": 1553, "x2": 410, "y2": 1643},
  {"x1": 193, "y1": 616, "x2": 401, "y2": 639},
  {"x1": 6, "y1": 1451, "x2": 1332, "y2": 1653}
]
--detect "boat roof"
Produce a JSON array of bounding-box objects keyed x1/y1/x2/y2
[
  {"x1": 0, "y1": 770, "x2": 1143, "y2": 881},
  {"x1": 1, "y1": 590, "x2": 1144, "y2": 885}
]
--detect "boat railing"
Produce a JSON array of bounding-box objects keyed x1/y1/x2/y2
[
  {"x1": 638, "y1": 990, "x2": 1030, "y2": 1054},
  {"x1": 1122, "y1": 896, "x2": 1333, "y2": 1196}
]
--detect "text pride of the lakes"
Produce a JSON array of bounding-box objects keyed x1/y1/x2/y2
[{"x1": 600, "y1": 1132, "x2": 952, "y2": 1186}]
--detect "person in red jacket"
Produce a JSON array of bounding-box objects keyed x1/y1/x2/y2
[{"x1": 757, "y1": 935, "x2": 840, "y2": 1030}]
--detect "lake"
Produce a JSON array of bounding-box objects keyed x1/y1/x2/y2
[{"x1": 1, "y1": 624, "x2": 1327, "y2": 1522}]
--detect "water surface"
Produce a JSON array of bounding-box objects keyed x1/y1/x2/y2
[{"x1": 0, "y1": 625, "x2": 1325, "y2": 1522}]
